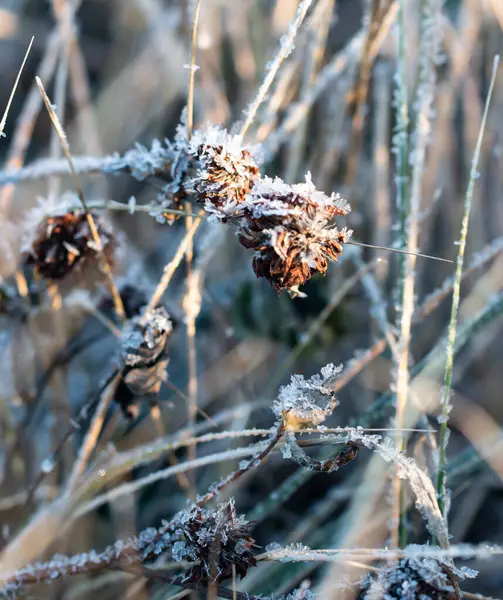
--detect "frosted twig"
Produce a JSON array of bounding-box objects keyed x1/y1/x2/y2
[
  {"x1": 75, "y1": 426, "x2": 283, "y2": 519},
  {"x1": 393, "y1": 0, "x2": 444, "y2": 548},
  {"x1": 239, "y1": 0, "x2": 314, "y2": 138},
  {"x1": 257, "y1": 543, "x2": 503, "y2": 562},
  {"x1": 436, "y1": 55, "x2": 500, "y2": 516}
]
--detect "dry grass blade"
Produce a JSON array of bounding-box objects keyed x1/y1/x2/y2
[
  {"x1": 34, "y1": 76, "x2": 126, "y2": 321},
  {"x1": 0, "y1": 37, "x2": 34, "y2": 139}
]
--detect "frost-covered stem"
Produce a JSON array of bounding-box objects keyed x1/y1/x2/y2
[
  {"x1": 145, "y1": 217, "x2": 202, "y2": 312},
  {"x1": 257, "y1": 543, "x2": 503, "y2": 562},
  {"x1": 185, "y1": 0, "x2": 202, "y2": 496},
  {"x1": 0, "y1": 154, "x2": 129, "y2": 186},
  {"x1": 436, "y1": 55, "x2": 500, "y2": 517},
  {"x1": 65, "y1": 372, "x2": 121, "y2": 492},
  {"x1": 393, "y1": 0, "x2": 444, "y2": 548},
  {"x1": 186, "y1": 0, "x2": 202, "y2": 141},
  {"x1": 391, "y1": 0, "x2": 410, "y2": 548},
  {"x1": 393, "y1": 0, "x2": 409, "y2": 259},
  {"x1": 196, "y1": 424, "x2": 284, "y2": 506},
  {"x1": 239, "y1": 0, "x2": 314, "y2": 139}
]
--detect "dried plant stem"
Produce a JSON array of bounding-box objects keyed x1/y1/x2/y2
[
  {"x1": 35, "y1": 76, "x2": 126, "y2": 322},
  {"x1": 0, "y1": 36, "x2": 34, "y2": 138},
  {"x1": 145, "y1": 217, "x2": 202, "y2": 312},
  {"x1": 436, "y1": 55, "x2": 500, "y2": 517},
  {"x1": 186, "y1": 0, "x2": 202, "y2": 141},
  {"x1": 393, "y1": 0, "x2": 443, "y2": 548},
  {"x1": 344, "y1": 0, "x2": 382, "y2": 187},
  {"x1": 240, "y1": 0, "x2": 314, "y2": 139},
  {"x1": 76, "y1": 425, "x2": 284, "y2": 519},
  {"x1": 66, "y1": 372, "x2": 121, "y2": 492},
  {"x1": 184, "y1": 0, "x2": 203, "y2": 496}
]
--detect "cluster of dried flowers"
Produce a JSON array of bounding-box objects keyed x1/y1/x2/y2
[
  {"x1": 18, "y1": 119, "x2": 352, "y2": 294},
  {"x1": 120, "y1": 121, "x2": 353, "y2": 294},
  {"x1": 187, "y1": 127, "x2": 352, "y2": 293}
]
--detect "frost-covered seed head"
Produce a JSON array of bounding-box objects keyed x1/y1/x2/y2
[
  {"x1": 187, "y1": 125, "x2": 260, "y2": 217},
  {"x1": 23, "y1": 209, "x2": 114, "y2": 281},
  {"x1": 273, "y1": 363, "x2": 343, "y2": 429},
  {"x1": 170, "y1": 499, "x2": 257, "y2": 583},
  {"x1": 117, "y1": 307, "x2": 173, "y2": 417},
  {"x1": 359, "y1": 558, "x2": 459, "y2": 600},
  {"x1": 228, "y1": 174, "x2": 352, "y2": 292}
]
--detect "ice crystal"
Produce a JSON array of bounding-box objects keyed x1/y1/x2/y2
[{"x1": 272, "y1": 363, "x2": 343, "y2": 427}]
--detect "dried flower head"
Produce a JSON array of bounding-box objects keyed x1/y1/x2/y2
[
  {"x1": 359, "y1": 558, "x2": 459, "y2": 600},
  {"x1": 117, "y1": 306, "x2": 173, "y2": 418},
  {"x1": 23, "y1": 209, "x2": 114, "y2": 281},
  {"x1": 228, "y1": 174, "x2": 352, "y2": 292},
  {"x1": 187, "y1": 125, "x2": 260, "y2": 218},
  {"x1": 171, "y1": 499, "x2": 257, "y2": 583},
  {"x1": 273, "y1": 363, "x2": 343, "y2": 429}
]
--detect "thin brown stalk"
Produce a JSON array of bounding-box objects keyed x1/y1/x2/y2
[
  {"x1": 65, "y1": 372, "x2": 121, "y2": 492},
  {"x1": 344, "y1": 0, "x2": 382, "y2": 187},
  {"x1": 144, "y1": 217, "x2": 202, "y2": 313},
  {"x1": 35, "y1": 76, "x2": 126, "y2": 321}
]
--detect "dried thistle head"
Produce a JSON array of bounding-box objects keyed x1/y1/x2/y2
[
  {"x1": 171, "y1": 499, "x2": 257, "y2": 583},
  {"x1": 187, "y1": 126, "x2": 260, "y2": 218},
  {"x1": 230, "y1": 174, "x2": 352, "y2": 293},
  {"x1": 23, "y1": 208, "x2": 114, "y2": 282},
  {"x1": 117, "y1": 306, "x2": 173, "y2": 418},
  {"x1": 359, "y1": 558, "x2": 460, "y2": 600}
]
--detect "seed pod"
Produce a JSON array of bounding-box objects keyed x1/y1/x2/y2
[
  {"x1": 171, "y1": 499, "x2": 257, "y2": 583},
  {"x1": 24, "y1": 210, "x2": 114, "y2": 282},
  {"x1": 229, "y1": 174, "x2": 352, "y2": 292},
  {"x1": 117, "y1": 306, "x2": 173, "y2": 418},
  {"x1": 187, "y1": 126, "x2": 260, "y2": 218},
  {"x1": 358, "y1": 558, "x2": 459, "y2": 600}
]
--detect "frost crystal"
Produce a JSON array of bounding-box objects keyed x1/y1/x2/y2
[{"x1": 273, "y1": 363, "x2": 343, "y2": 427}]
